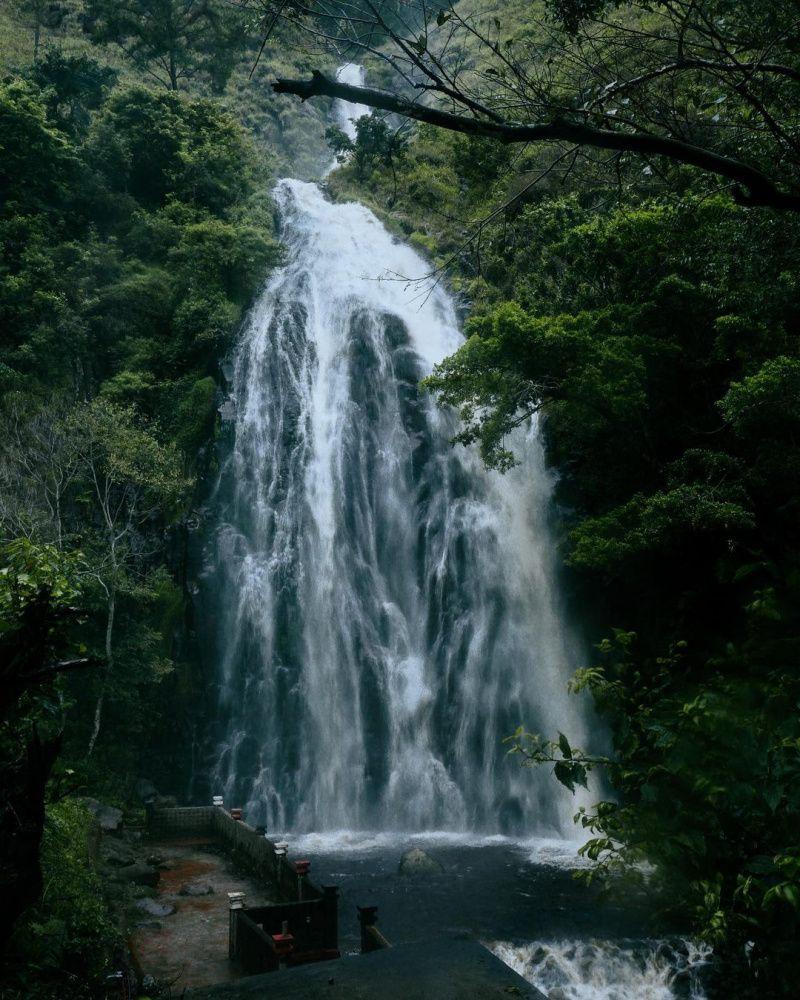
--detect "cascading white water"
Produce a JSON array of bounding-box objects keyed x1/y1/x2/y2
[
  {"x1": 331, "y1": 63, "x2": 369, "y2": 142},
  {"x1": 489, "y1": 939, "x2": 713, "y2": 1000},
  {"x1": 203, "y1": 66, "x2": 592, "y2": 836}
]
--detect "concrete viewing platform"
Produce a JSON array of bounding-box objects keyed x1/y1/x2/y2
[{"x1": 184, "y1": 935, "x2": 547, "y2": 999}]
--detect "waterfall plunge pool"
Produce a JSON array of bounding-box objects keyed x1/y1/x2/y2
[{"x1": 267, "y1": 832, "x2": 713, "y2": 999}]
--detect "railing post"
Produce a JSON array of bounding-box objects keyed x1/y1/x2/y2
[
  {"x1": 295, "y1": 859, "x2": 310, "y2": 900},
  {"x1": 357, "y1": 905, "x2": 378, "y2": 953},
  {"x1": 271, "y1": 920, "x2": 294, "y2": 970},
  {"x1": 228, "y1": 892, "x2": 246, "y2": 961},
  {"x1": 274, "y1": 841, "x2": 288, "y2": 893}
]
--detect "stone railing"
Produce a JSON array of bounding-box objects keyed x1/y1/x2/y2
[{"x1": 147, "y1": 805, "x2": 323, "y2": 900}]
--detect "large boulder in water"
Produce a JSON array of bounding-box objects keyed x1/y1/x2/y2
[{"x1": 398, "y1": 847, "x2": 444, "y2": 876}]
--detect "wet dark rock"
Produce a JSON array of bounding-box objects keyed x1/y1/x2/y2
[
  {"x1": 85, "y1": 798, "x2": 123, "y2": 832},
  {"x1": 398, "y1": 847, "x2": 444, "y2": 876},
  {"x1": 179, "y1": 882, "x2": 215, "y2": 896},
  {"x1": 111, "y1": 862, "x2": 160, "y2": 887},
  {"x1": 101, "y1": 843, "x2": 136, "y2": 867},
  {"x1": 135, "y1": 897, "x2": 175, "y2": 918}
]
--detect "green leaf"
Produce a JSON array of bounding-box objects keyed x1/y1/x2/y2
[{"x1": 554, "y1": 761, "x2": 576, "y2": 792}]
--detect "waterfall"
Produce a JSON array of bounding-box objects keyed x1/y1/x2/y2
[
  {"x1": 201, "y1": 67, "x2": 592, "y2": 837},
  {"x1": 331, "y1": 63, "x2": 369, "y2": 142}
]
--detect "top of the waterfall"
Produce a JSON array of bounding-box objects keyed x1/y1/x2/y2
[
  {"x1": 270, "y1": 177, "x2": 463, "y2": 370},
  {"x1": 336, "y1": 62, "x2": 366, "y2": 88}
]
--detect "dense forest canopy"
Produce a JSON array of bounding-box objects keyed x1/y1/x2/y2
[{"x1": 1, "y1": 1, "x2": 799, "y2": 998}]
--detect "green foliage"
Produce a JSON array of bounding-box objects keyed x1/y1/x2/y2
[
  {"x1": 422, "y1": 193, "x2": 800, "y2": 991},
  {"x1": 0, "y1": 72, "x2": 279, "y2": 434},
  {"x1": 85, "y1": 0, "x2": 243, "y2": 92},
  {"x1": 327, "y1": 111, "x2": 409, "y2": 183},
  {"x1": 0, "y1": 78, "x2": 75, "y2": 210},
  {"x1": 3, "y1": 799, "x2": 117, "y2": 998},
  {"x1": 28, "y1": 48, "x2": 118, "y2": 134},
  {"x1": 74, "y1": 397, "x2": 188, "y2": 507},
  {"x1": 546, "y1": 0, "x2": 622, "y2": 32},
  {"x1": 0, "y1": 538, "x2": 83, "y2": 637},
  {"x1": 0, "y1": 42, "x2": 278, "y2": 974}
]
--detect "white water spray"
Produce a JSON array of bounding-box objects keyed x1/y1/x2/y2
[{"x1": 490, "y1": 939, "x2": 712, "y2": 1000}]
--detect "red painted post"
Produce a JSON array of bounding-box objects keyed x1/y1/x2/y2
[{"x1": 271, "y1": 929, "x2": 294, "y2": 969}]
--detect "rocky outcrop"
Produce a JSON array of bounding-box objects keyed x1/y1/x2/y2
[
  {"x1": 397, "y1": 847, "x2": 444, "y2": 876},
  {"x1": 179, "y1": 882, "x2": 214, "y2": 896},
  {"x1": 135, "y1": 897, "x2": 176, "y2": 918},
  {"x1": 84, "y1": 799, "x2": 123, "y2": 833},
  {"x1": 108, "y1": 862, "x2": 160, "y2": 887}
]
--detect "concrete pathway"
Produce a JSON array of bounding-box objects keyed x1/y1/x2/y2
[{"x1": 130, "y1": 837, "x2": 274, "y2": 990}]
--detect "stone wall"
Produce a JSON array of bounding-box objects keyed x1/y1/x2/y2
[{"x1": 148, "y1": 806, "x2": 216, "y2": 835}]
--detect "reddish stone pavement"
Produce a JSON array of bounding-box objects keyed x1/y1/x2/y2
[{"x1": 130, "y1": 837, "x2": 275, "y2": 990}]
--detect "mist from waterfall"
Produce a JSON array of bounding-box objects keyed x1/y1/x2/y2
[{"x1": 202, "y1": 65, "x2": 592, "y2": 837}]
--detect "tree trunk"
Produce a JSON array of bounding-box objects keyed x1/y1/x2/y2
[
  {"x1": 169, "y1": 48, "x2": 178, "y2": 91},
  {"x1": 87, "y1": 588, "x2": 114, "y2": 757},
  {"x1": 0, "y1": 729, "x2": 61, "y2": 950}
]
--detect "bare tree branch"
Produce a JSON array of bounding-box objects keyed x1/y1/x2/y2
[{"x1": 273, "y1": 71, "x2": 800, "y2": 210}]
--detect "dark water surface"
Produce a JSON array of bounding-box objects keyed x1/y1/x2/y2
[
  {"x1": 275, "y1": 833, "x2": 714, "y2": 999},
  {"x1": 293, "y1": 837, "x2": 645, "y2": 953}
]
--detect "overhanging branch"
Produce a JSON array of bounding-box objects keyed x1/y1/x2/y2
[{"x1": 273, "y1": 72, "x2": 800, "y2": 212}]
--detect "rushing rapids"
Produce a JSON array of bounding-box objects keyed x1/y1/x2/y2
[{"x1": 200, "y1": 65, "x2": 591, "y2": 835}]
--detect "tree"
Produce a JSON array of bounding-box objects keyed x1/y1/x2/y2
[
  {"x1": 68, "y1": 400, "x2": 188, "y2": 755},
  {"x1": 11, "y1": 0, "x2": 48, "y2": 61},
  {"x1": 86, "y1": 0, "x2": 243, "y2": 91},
  {"x1": 28, "y1": 50, "x2": 117, "y2": 135},
  {"x1": 266, "y1": 0, "x2": 800, "y2": 210},
  {"x1": 0, "y1": 398, "x2": 189, "y2": 757},
  {"x1": 326, "y1": 109, "x2": 408, "y2": 196},
  {"x1": 0, "y1": 397, "x2": 81, "y2": 550}
]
